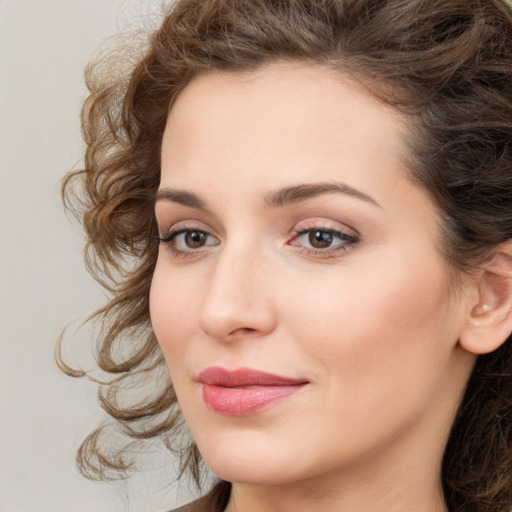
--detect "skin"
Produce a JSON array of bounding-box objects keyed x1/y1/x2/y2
[{"x1": 150, "y1": 62, "x2": 478, "y2": 512}]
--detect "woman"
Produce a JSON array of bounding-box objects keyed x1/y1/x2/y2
[{"x1": 60, "y1": 0, "x2": 512, "y2": 511}]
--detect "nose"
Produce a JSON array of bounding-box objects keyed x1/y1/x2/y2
[{"x1": 198, "y1": 245, "x2": 277, "y2": 343}]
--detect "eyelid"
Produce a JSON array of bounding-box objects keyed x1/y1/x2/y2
[
  {"x1": 287, "y1": 219, "x2": 359, "y2": 256},
  {"x1": 291, "y1": 218, "x2": 359, "y2": 238},
  {"x1": 159, "y1": 227, "x2": 214, "y2": 244},
  {"x1": 157, "y1": 219, "x2": 220, "y2": 256},
  {"x1": 157, "y1": 219, "x2": 215, "y2": 238}
]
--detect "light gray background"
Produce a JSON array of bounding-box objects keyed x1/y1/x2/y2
[{"x1": 1, "y1": 1, "x2": 196, "y2": 511}]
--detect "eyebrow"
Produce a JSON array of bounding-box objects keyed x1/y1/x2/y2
[
  {"x1": 263, "y1": 182, "x2": 381, "y2": 209},
  {"x1": 155, "y1": 181, "x2": 381, "y2": 210},
  {"x1": 155, "y1": 189, "x2": 207, "y2": 210}
]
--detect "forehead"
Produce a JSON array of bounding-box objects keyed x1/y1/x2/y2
[
  {"x1": 160, "y1": 62, "x2": 412, "y2": 207},
  {"x1": 164, "y1": 62, "x2": 407, "y2": 155}
]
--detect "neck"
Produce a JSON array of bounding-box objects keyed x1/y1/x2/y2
[
  {"x1": 225, "y1": 459, "x2": 448, "y2": 512},
  {"x1": 223, "y1": 414, "x2": 452, "y2": 512}
]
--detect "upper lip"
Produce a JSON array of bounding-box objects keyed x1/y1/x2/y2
[{"x1": 197, "y1": 366, "x2": 309, "y2": 387}]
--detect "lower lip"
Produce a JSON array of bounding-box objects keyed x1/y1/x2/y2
[{"x1": 201, "y1": 384, "x2": 305, "y2": 416}]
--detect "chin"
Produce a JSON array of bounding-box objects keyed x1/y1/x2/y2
[
  {"x1": 205, "y1": 455, "x2": 300, "y2": 486},
  {"x1": 193, "y1": 428, "x2": 309, "y2": 485}
]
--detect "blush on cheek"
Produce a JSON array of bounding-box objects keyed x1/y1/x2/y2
[
  {"x1": 149, "y1": 271, "x2": 178, "y2": 358},
  {"x1": 294, "y1": 257, "x2": 451, "y2": 376},
  {"x1": 149, "y1": 265, "x2": 202, "y2": 367}
]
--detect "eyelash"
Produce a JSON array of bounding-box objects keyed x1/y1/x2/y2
[
  {"x1": 158, "y1": 227, "x2": 216, "y2": 257},
  {"x1": 290, "y1": 227, "x2": 358, "y2": 257},
  {"x1": 157, "y1": 224, "x2": 359, "y2": 258}
]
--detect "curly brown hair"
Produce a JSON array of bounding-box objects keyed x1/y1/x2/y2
[{"x1": 60, "y1": 0, "x2": 512, "y2": 510}]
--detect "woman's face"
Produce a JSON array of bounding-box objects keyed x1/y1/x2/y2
[{"x1": 150, "y1": 62, "x2": 475, "y2": 488}]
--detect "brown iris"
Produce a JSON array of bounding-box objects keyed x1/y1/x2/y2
[
  {"x1": 309, "y1": 230, "x2": 333, "y2": 249},
  {"x1": 185, "y1": 231, "x2": 207, "y2": 248}
]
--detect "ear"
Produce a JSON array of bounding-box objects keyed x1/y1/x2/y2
[{"x1": 459, "y1": 243, "x2": 512, "y2": 355}]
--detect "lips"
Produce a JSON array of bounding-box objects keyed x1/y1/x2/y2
[{"x1": 197, "y1": 367, "x2": 309, "y2": 416}]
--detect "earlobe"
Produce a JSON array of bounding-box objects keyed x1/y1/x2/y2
[{"x1": 459, "y1": 244, "x2": 512, "y2": 355}]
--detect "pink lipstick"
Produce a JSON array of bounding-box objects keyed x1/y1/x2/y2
[{"x1": 197, "y1": 367, "x2": 308, "y2": 416}]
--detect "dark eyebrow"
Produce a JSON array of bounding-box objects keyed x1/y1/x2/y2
[
  {"x1": 264, "y1": 182, "x2": 381, "y2": 209},
  {"x1": 155, "y1": 181, "x2": 381, "y2": 211},
  {"x1": 155, "y1": 188, "x2": 207, "y2": 210}
]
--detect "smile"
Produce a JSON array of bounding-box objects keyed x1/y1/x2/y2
[{"x1": 197, "y1": 367, "x2": 309, "y2": 416}]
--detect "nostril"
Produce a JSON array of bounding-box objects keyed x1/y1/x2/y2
[{"x1": 228, "y1": 327, "x2": 258, "y2": 336}]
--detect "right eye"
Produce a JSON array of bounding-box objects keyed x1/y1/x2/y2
[{"x1": 158, "y1": 228, "x2": 219, "y2": 255}]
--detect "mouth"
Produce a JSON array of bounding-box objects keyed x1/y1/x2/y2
[{"x1": 197, "y1": 366, "x2": 309, "y2": 416}]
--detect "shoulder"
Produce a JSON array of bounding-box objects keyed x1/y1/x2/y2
[
  {"x1": 165, "y1": 497, "x2": 210, "y2": 512},
  {"x1": 166, "y1": 504, "x2": 195, "y2": 512},
  {"x1": 166, "y1": 481, "x2": 231, "y2": 512}
]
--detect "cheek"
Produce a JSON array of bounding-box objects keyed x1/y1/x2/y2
[
  {"x1": 270, "y1": 256, "x2": 460, "y2": 463},
  {"x1": 149, "y1": 263, "x2": 199, "y2": 366},
  {"x1": 282, "y1": 252, "x2": 455, "y2": 391}
]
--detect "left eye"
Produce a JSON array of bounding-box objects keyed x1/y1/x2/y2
[{"x1": 292, "y1": 228, "x2": 357, "y2": 250}]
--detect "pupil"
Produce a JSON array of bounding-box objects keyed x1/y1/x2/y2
[
  {"x1": 309, "y1": 230, "x2": 332, "y2": 249},
  {"x1": 186, "y1": 231, "x2": 205, "y2": 248}
]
